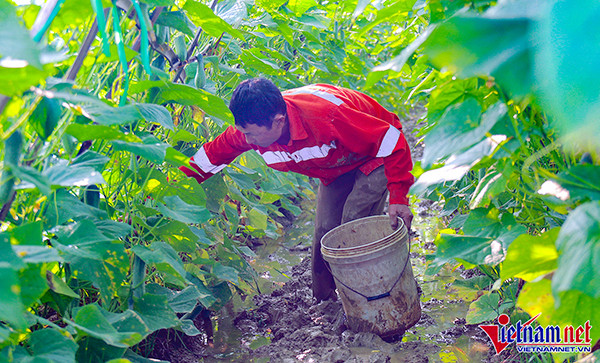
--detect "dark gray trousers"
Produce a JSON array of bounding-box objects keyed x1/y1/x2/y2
[{"x1": 311, "y1": 165, "x2": 388, "y2": 301}]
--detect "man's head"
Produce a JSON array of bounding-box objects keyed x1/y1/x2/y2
[{"x1": 230, "y1": 78, "x2": 288, "y2": 147}]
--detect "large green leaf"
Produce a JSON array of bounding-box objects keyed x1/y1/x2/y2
[
  {"x1": 22, "y1": 328, "x2": 78, "y2": 363},
  {"x1": 155, "y1": 10, "x2": 195, "y2": 37},
  {"x1": 54, "y1": 221, "x2": 128, "y2": 304},
  {"x1": 0, "y1": 266, "x2": 26, "y2": 329},
  {"x1": 154, "y1": 220, "x2": 209, "y2": 253},
  {"x1": 12, "y1": 165, "x2": 51, "y2": 196},
  {"x1": 501, "y1": 228, "x2": 559, "y2": 282},
  {"x1": 466, "y1": 292, "x2": 500, "y2": 324},
  {"x1": 18, "y1": 265, "x2": 47, "y2": 307},
  {"x1": 67, "y1": 305, "x2": 143, "y2": 348},
  {"x1": 130, "y1": 81, "x2": 235, "y2": 124},
  {"x1": 0, "y1": 232, "x2": 26, "y2": 270},
  {"x1": 12, "y1": 245, "x2": 62, "y2": 263},
  {"x1": 534, "y1": 0, "x2": 600, "y2": 145},
  {"x1": 65, "y1": 124, "x2": 142, "y2": 142},
  {"x1": 183, "y1": 1, "x2": 244, "y2": 39},
  {"x1": 422, "y1": 99, "x2": 506, "y2": 168},
  {"x1": 0, "y1": 0, "x2": 41, "y2": 68},
  {"x1": 29, "y1": 97, "x2": 62, "y2": 141},
  {"x1": 112, "y1": 135, "x2": 170, "y2": 164},
  {"x1": 132, "y1": 242, "x2": 187, "y2": 286},
  {"x1": 157, "y1": 195, "x2": 211, "y2": 224},
  {"x1": 410, "y1": 135, "x2": 508, "y2": 195},
  {"x1": 553, "y1": 165, "x2": 600, "y2": 202},
  {"x1": 357, "y1": 0, "x2": 416, "y2": 38},
  {"x1": 43, "y1": 161, "x2": 106, "y2": 188},
  {"x1": 133, "y1": 294, "x2": 179, "y2": 332},
  {"x1": 44, "y1": 189, "x2": 108, "y2": 227},
  {"x1": 552, "y1": 202, "x2": 600, "y2": 300},
  {"x1": 135, "y1": 103, "x2": 174, "y2": 131},
  {"x1": 423, "y1": 9, "x2": 535, "y2": 96}
]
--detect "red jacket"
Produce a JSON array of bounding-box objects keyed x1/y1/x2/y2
[{"x1": 180, "y1": 84, "x2": 413, "y2": 204}]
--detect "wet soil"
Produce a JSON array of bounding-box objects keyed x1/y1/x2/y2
[{"x1": 151, "y1": 106, "x2": 503, "y2": 362}]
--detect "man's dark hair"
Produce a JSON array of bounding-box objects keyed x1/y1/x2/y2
[{"x1": 229, "y1": 78, "x2": 287, "y2": 128}]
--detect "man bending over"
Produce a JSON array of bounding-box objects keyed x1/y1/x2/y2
[{"x1": 180, "y1": 78, "x2": 414, "y2": 302}]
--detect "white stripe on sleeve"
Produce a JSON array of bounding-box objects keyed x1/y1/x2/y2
[
  {"x1": 192, "y1": 146, "x2": 228, "y2": 174},
  {"x1": 259, "y1": 141, "x2": 337, "y2": 165},
  {"x1": 376, "y1": 125, "x2": 401, "y2": 157}
]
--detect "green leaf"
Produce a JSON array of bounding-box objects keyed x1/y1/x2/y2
[
  {"x1": 171, "y1": 129, "x2": 197, "y2": 143},
  {"x1": 132, "y1": 242, "x2": 187, "y2": 286},
  {"x1": 167, "y1": 286, "x2": 204, "y2": 313},
  {"x1": 163, "y1": 177, "x2": 207, "y2": 207},
  {"x1": 10, "y1": 220, "x2": 42, "y2": 246},
  {"x1": 165, "y1": 147, "x2": 190, "y2": 168},
  {"x1": 46, "y1": 271, "x2": 79, "y2": 298},
  {"x1": 422, "y1": 100, "x2": 507, "y2": 168},
  {"x1": 466, "y1": 293, "x2": 500, "y2": 324},
  {"x1": 424, "y1": 13, "x2": 534, "y2": 96},
  {"x1": 12, "y1": 245, "x2": 62, "y2": 263},
  {"x1": 112, "y1": 135, "x2": 170, "y2": 164},
  {"x1": 0, "y1": 232, "x2": 26, "y2": 269},
  {"x1": 552, "y1": 202, "x2": 600, "y2": 299},
  {"x1": 44, "y1": 161, "x2": 106, "y2": 187},
  {"x1": 212, "y1": 263, "x2": 239, "y2": 284},
  {"x1": 554, "y1": 165, "x2": 600, "y2": 202},
  {"x1": 287, "y1": 0, "x2": 319, "y2": 17},
  {"x1": 71, "y1": 151, "x2": 110, "y2": 172},
  {"x1": 12, "y1": 165, "x2": 51, "y2": 195},
  {"x1": 67, "y1": 305, "x2": 142, "y2": 348},
  {"x1": 44, "y1": 189, "x2": 108, "y2": 227},
  {"x1": 26, "y1": 329, "x2": 78, "y2": 363},
  {"x1": 135, "y1": 103, "x2": 174, "y2": 131},
  {"x1": 501, "y1": 228, "x2": 559, "y2": 282},
  {"x1": 154, "y1": 220, "x2": 208, "y2": 253},
  {"x1": 157, "y1": 195, "x2": 211, "y2": 224},
  {"x1": 130, "y1": 81, "x2": 234, "y2": 124},
  {"x1": 100, "y1": 309, "x2": 150, "y2": 342},
  {"x1": 78, "y1": 103, "x2": 144, "y2": 126},
  {"x1": 65, "y1": 124, "x2": 142, "y2": 142},
  {"x1": 0, "y1": 64, "x2": 48, "y2": 97},
  {"x1": 0, "y1": 0, "x2": 41, "y2": 68},
  {"x1": 183, "y1": 1, "x2": 244, "y2": 39},
  {"x1": 372, "y1": 25, "x2": 436, "y2": 73},
  {"x1": 155, "y1": 10, "x2": 195, "y2": 37},
  {"x1": 180, "y1": 319, "x2": 202, "y2": 336},
  {"x1": 226, "y1": 171, "x2": 255, "y2": 190},
  {"x1": 139, "y1": 0, "x2": 173, "y2": 6},
  {"x1": 357, "y1": 0, "x2": 416, "y2": 38},
  {"x1": 534, "y1": 0, "x2": 600, "y2": 146},
  {"x1": 0, "y1": 266, "x2": 26, "y2": 329},
  {"x1": 247, "y1": 209, "x2": 267, "y2": 230},
  {"x1": 54, "y1": 220, "x2": 128, "y2": 304},
  {"x1": 29, "y1": 97, "x2": 62, "y2": 141},
  {"x1": 133, "y1": 294, "x2": 179, "y2": 332}
]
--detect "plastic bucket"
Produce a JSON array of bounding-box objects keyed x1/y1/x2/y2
[{"x1": 321, "y1": 215, "x2": 421, "y2": 338}]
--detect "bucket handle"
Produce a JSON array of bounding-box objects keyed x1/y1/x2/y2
[{"x1": 326, "y1": 235, "x2": 412, "y2": 302}]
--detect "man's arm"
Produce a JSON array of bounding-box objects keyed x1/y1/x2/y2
[{"x1": 180, "y1": 126, "x2": 252, "y2": 184}]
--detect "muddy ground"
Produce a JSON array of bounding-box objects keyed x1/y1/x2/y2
[{"x1": 149, "y1": 105, "x2": 508, "y2": 362}]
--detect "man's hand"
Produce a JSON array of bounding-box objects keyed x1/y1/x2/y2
[{"x1": 389, "y1": 204, "x2": 413, "y2": 231}]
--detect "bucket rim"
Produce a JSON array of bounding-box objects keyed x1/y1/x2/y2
[{"x1": 321, "y1": 215, "x2": 406, "y2": 254}]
